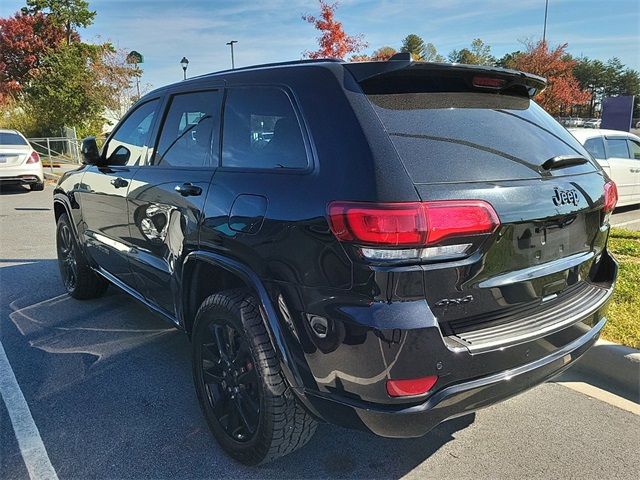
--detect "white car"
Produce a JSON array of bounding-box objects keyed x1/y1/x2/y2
[
  {"x1": 0, "y1": 129, "x2": 45, "y2": 191},
  {"x1": 570, "y1": 128, "x2": 640, "y2": 207}
]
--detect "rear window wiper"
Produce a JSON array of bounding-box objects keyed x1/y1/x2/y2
[{"x1": 541, "y1": 155, "x2": 588, "y2": 171}]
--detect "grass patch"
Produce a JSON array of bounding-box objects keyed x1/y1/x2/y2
[{"x1": 603, "y1": 228, "x2": 640, "y2": 348}]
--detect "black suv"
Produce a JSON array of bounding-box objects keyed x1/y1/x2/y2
[{"x1": 54, "y1": 57, "x2": 618, "y2": 465}]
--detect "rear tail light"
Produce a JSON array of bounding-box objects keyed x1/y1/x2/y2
[
  {"x1": 603, "y1": 180, "x2": 618, "y2": 213},
  {"x1": 26, "y1": 151, "x2": 40, "y2": 164},
  {"x1": 327, "y1": 200, "x2": 499, "y2": 262},
  {"x1": 386, "y1": 375, "x2": 438, "y2": 397}
]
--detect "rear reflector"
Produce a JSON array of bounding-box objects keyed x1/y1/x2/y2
[
  {"x1": 386, "y1": 375, "x2": 438, "y2": 397},
  {"x1": 26, "y1": 151, "x2": 40, "y2": 164},
  {"x1": 328, "y1": 200, "x2": 499, "y2": 247},
  {"x1": 603, "y1": 181, "x2": 618, "y2": 213}
]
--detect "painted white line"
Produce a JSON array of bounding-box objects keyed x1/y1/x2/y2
[
  {"x1": 0, "y1": 340, "x2": 59, "y2": 480},
  {"x1": 611, "y1": 217, "x2": 640, "y2": 227},
  {"x1": 557, "y1": 381, "x2": 640, "y2": 415}
]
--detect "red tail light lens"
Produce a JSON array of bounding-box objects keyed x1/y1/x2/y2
[
  {"x1": 26, "y1": 151, "x2": 40, "y2": 164},
  {"x1": 603, "y1": 181, "x2": 618, "y2": 213},
  {"x1": 386, "y1": 375, "x2": 438, "y2": 397},
  {"x1": 328, "y1": 200, "x2": 499, "y2": 247}
]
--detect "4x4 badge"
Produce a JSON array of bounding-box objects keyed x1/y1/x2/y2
[
  {"x1": 552, "y1": 187, "x2": 580, "y2": 206},
  {"x1": 435, "y1": 295, "x2": 474, "y2": 307}
]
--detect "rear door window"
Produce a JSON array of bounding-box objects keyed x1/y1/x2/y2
[
  {"x1": 366, "y1": 89, "x2": 597, "y2": 183},
  {"x1": 606, "y1": 138, "x2": 630, "y2": 158},
  {"x1": 221, "y1": 87, "x2": 308, "y2": 170},
  {"x1": 584, "y1": 137, "x2": 606, "y2": 159},
  {"x1": 154, "y1": 90, "x2": 220, "y2": 167}
]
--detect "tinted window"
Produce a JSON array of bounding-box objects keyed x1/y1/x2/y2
[
  {"x1": 367, "y1": 92, "x2": 598, "y2": 183},
  {"x1": 0, "y1": 132, "x2": 28, "y2": 145},
  {"x1": 222, "y1": 87, "x2": 307, "y2": 169},
  {"x1": 606, "y1": 138, "x2": 630, "y2": 158},
  {"x1": 155, "y1": 90, "x2": 220, "y2": 167},
  {"x1": 627, "y1": 140, "x2": 640, "y2": 160},
  {"x1": 584, "y1": 137, "x2": 606, "y2": 159},
  {"x1": 105, "y1": 99, "x2": 159, "y2": 166}
]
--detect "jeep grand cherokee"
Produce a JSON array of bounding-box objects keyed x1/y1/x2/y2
[{"x1": 54, "y1": 55, "x2": 618, "y2": 465}]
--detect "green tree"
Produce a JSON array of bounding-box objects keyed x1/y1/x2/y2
[
  {"x1": 423, "y1": 43, "x2": 445, "y2": 62},
  {"x1": 24, "y1": 42, "x2": 106, "y2": 136},
  {"x1": 401, "y1": 34, "x2": 426, "y2": 60},
  {"x1": 448, "y1": 38, "x2": 495, "y2": 65},
  {"x1": 22, "y1": 0, "x2": 96, "y2": 45},
  {"x1": 495, "y1": 51, "x2": 522, "y2": 69}
]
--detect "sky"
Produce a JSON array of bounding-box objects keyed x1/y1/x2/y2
[{"x1": 2, "y1": 0, "x2": 639, "y2": 90}]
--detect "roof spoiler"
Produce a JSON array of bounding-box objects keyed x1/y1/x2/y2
[{"x1": 345, "y1": 60, "x2": 547, "y2": 98}]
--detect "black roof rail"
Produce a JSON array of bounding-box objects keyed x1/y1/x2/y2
[{"x1": 187, "y1": 58, "x2": 344, "y2": 81}]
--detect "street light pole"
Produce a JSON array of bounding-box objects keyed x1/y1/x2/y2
[
  {"x1": 226, "y1": 40, "x2": 238, "y2": 69},
  {"x1": 542, "y1": 0, "x2": 549, "y2": 44},
  {"x1": 180, "y1": 56, "x2": 189, "y2": 80}
]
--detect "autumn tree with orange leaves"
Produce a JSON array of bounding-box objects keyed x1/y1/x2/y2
[
  {"x1": 511, "y1": 41, "x2": 590, "y2": 116},
  {"x1": 302, "y1": 1, "x2": 366, "y2": 59}
]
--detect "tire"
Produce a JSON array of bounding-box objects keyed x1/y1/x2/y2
[
  {"x1": 56, "y1": 213, "x2": 109, "y2": 299},
  {"x1": 192, "y1": 289, "x2": 317, "y2": 465},
  {"x1": 30, "y1": 181, "x2": 45, "y2": 191}
]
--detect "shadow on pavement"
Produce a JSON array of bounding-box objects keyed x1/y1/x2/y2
[{"x1": 1, "y1": 259, "x2": 475, "y2": 479}]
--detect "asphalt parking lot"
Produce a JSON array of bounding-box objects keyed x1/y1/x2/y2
[{"x1": 1, "y1": 184, "x2": 639, "y2": 480}]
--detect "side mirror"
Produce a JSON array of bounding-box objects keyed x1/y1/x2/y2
[{"x1": 81, "y1": 137, "x2": 101, "y2": 165}]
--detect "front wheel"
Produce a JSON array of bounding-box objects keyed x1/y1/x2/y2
[
  {"x1": 192, "y1": 289, "x2": 317, "y2": 465},
  {"x1": 56, "y1": 213, "x2": 109, "y2": 299}
]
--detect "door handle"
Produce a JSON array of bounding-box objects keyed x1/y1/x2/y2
[
  {"x1": 110, "y1": 177, "x2": 128, "y2": 188},
  {"x1": 174, "y1": 182, "x2": 202, "y2": 197}
]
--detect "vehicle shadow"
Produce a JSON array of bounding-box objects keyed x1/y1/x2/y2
[
  {"x1": 1, "y1": 259, "x2": 474, "y2": 479},
  {"x1": 0, "y1": 184, "x2": 31, "y2": 195}
]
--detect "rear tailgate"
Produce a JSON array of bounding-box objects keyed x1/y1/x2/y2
[
  {"x1": 352, "y1": 62, "x2": 613, "y2": 346},
  {"x1": 0, "y1": 148, "x2": 29, "y2": 167}
]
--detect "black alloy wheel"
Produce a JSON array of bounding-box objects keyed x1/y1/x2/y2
[
  {"x1": 198, "y1": 322, "x2": 261, "y2": 443},
  {"x1": 57, "y1": 222, "x2": 78, "y2": 292}
]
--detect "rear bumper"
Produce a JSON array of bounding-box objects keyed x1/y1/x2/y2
[
  {"x1": 0, "y1": 165, "x2": 44, "y2": 184},
  {"x1": 304, "y1": 316, "x2": 605, "y2": 438}
]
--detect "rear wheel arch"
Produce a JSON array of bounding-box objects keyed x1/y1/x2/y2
[
  {"x1": 182, "y1": 257, "x2": 248, "y2": 335},
  {"x1": 180, "y1": 251, "x2": 305, "y2": 389}
]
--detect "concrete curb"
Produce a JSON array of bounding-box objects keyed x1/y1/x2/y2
[
  {"x1": 573, "y1": 339, "x2": 640, "y2": 394},
  {"x1": 44, "y1": 172, "x2": 60, "y2": 182}
]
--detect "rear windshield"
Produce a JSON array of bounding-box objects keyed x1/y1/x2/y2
[
  {"x1": 0, "y1": 132, "x2": 28, "y2": 146},
  {"x1": 367, "y1": 92, "x2": 598, "y2": 183}
]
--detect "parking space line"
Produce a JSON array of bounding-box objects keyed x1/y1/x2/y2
[
  {"x1": 557, "y1": 381, "x2": 640, "y2": 415},
  {"x1": 611, "y1": 218, "x2": 640, "y2": 227},
  {"x1": 0, "y1": 340, "x2": 59, "y2": 480}
]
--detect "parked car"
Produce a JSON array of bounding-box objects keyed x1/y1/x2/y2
[
  {"x1": 570, "y1": 128, "x2": 640, "y2": 207},
  {"x1": 584, "y1": 118, "x2": 601, "y2": 129},
  {"x1": 0, "y1": 129, "x2": 44, "y2": 191},
  {"x1": 54, "y1": 58, "x2": 618, "y2": 465}
]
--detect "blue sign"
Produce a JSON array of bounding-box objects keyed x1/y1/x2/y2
[{"x1": 601, "y1": 96, "x2": 635, "y2": 132}]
